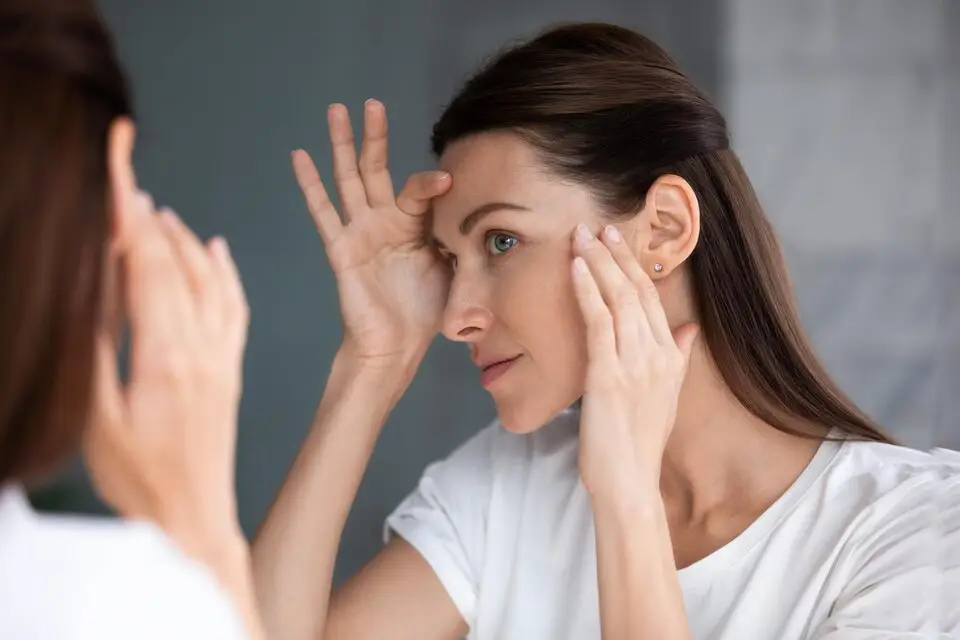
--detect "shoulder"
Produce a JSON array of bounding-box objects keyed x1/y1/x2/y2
[
  {"x1": 816, "y1": 439, "x2": 943, "y2": 545},
  {"x1": 808, "y1": 442, "x2": 956, "y2": 636},
  {"x1": 73, "y1": 521, "x2": 248, "y2": 639},
  {"x1": 826, "y1": 438, "x2": 944, "y2": 502},
  {"x1": 0, "y1": 497, "x2": 246, "y2": 640}
]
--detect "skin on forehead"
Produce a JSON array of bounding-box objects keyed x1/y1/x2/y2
[{"x1": 430, "y1": 132, "x2": 601, "y2": 253}]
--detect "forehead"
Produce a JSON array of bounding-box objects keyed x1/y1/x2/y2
[
  {"x1": 431, "y1": 133, "x2": 553, "y2": 228},
  {"x1": 438, "y1": 131, "x2": 543, "y2": 187}
]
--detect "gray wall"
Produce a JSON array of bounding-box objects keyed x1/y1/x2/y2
[
  {"x1": 724, "y1": 0, "x2": 957, "y2": 450},
  {"x1": 943, "y1": 0, "x2": 960, "y2": 450},
  {"x1": 77, "y1": 0, "x2": 720, "y2": 584}
]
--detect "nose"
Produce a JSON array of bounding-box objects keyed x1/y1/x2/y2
[{"x1": 441, "y1": 270, "x2": 494, "y2": 343}]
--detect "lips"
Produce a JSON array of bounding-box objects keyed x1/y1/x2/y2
[
  {"x1": 479, "y1": 355, "x2": 521, "y2": 371},
  {"x1": 478, "y1": 354, "x2": 522, "y2": 388}
]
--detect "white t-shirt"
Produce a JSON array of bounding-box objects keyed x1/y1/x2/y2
[
  {"x1": 0, "y1": 484, "x2": 248, "y2": 640},
  {"x1": 385, "y1": 408, "x2": 959, "y2": 639}
]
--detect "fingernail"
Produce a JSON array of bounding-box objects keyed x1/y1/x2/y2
[
  {"x1": 433, "y1": 171, "x2": 450, "y2": 182},
  {"x1": 210, "y1": 236, "x2": 230, "y2": 259},
  {"x1": 575, "y1": 223, "x2": 593, "y2": 245},
  {"x1": 159, "y1": 209, "x2": 179, "y2": 225},
  {"x1": 572, "y1": 256, "x2": 588, "y2": 275},
  {"x1": 604, "y1": 225, "x2": 621, "y2": 243}
]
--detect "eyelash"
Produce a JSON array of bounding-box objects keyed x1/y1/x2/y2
[{"x1": 441, "y1": 231, "x2": 520, "y2": 270}]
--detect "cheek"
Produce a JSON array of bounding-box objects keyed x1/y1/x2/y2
[{"x1": 500, "y1": 249, "x2": 590, "y2": 386}]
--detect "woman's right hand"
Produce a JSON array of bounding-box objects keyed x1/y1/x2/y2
[
  {"x1": 85, "y1": 191, "x2": 250, "y2": 559},
  {"x1": 292, "y1": 100, "x2": 452, "y2": 372}
]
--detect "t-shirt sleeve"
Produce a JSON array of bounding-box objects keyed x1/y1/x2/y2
[
  {"x1": 69, "y1": 524, "x2": 250, "y2": 640},
  {"x1": 383, "y1": 422, "x2": 498, "y2": 629},
  {"x1": 812, "y1": 456, "x2": 956, "y2": 639},
  {"x1": 936, "y1": 448, "x2": 960, "y2": 636}
]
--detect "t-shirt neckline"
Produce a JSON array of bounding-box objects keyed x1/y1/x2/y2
[{"x1": 676, "y1": 434, "x2": 844, "y2": 590}]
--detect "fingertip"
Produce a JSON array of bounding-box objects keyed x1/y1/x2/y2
[
  {"x1": 572, "y1": 256, "x2": 589, "y2": 277},
  {"x1": 429, "y1": 171, "x2": 452, "y2": 192},
  {"x1": 208, "y1": 236, "x2": 230, "y2": 261},
  {"x1": 137, "y1": 191, "x2": 154, "y2": 215}
]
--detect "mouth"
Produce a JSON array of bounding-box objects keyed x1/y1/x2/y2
[{"x1": 479, "y1": 355, "x2": 522, "y2": 388}]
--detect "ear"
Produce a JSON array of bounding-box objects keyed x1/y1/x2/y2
[
  {"x1": 106, "y1": 117, "x2": 137, "y2": 250},
  {"x1": 631, "y1": 174, "x2": 700, "y2": 278}
]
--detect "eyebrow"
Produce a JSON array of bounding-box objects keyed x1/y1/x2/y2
[{"x1": 458, "y1": 202, "x2": 531, "y2": 236}]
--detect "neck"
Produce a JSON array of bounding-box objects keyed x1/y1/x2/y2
[{"x1": 658, "y1": 342, "x2": 823, "y2": 525}]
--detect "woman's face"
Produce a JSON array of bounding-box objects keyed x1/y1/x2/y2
[{"x1": 431, "y1": 132, "x2": 610, "y2": 433}]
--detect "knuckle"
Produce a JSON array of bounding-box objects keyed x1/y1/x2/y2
[
  {"x1": 649, "y1": 349, "x2": 683, "y2": 375},
  {"x1": 359, "y1": 155, "x2": 387, "y2": 174},
  {"x1": 640, "y1": 280, "x2": 659, "y2": 300},
  {"x1": 667, "y1": 349, "x2": 686, "y2": 372},
  {"x1": 236, "y1": 293, "x2": 251, "y2": 324},
  {"x1": 590, "y1": 367, "x2": 627, "y2": 392},
  {"x1": 309, "y1": 190, "x2": 333, "y2": 212},
  {"x1": 334, "y1": 162, "x2": 360, "y2": 182},
  {"x1": 585, "y1": 304, "x2": 612, "y2": 327},
  {"x1": 614, "y1": 283, "x2": 638, "y2": 309},
  {"x1": 153, "y1": 349, "x2": 192, "y2": 383},
  {"x1": 649, "y1": 352, "x2": 670, "y2": 374}
]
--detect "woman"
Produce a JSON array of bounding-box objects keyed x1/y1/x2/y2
[
  {"x1": 0, "y1": 2, "x2": 263, "y2": 638},
  {"x1": 253, "y1": 21, "x2": 955, "y2": 640}
]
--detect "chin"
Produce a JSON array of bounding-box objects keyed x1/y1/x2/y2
[{"x1": 492, "y1": 391, "x2": 580, "y2": 435}]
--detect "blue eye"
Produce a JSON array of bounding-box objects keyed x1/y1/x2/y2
[{"x1": 486, "y1": 233, "x2": 518, "y2": 256}]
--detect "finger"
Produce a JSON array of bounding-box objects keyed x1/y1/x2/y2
[
  {"x1": 395, "y1": 171, "x2": 452, "y2": 216},
  {"x1": 600, "y1": 224, "x2": 673, "y2": 345},
  {"x1": 292, "y1": 149, "x2": 343, "y2": 246},
  {"x1": 358, "y1": 99, "x2": 395, "y2": 207},
  {"x1": 124, "y1": 204, "x2": 196, "y2": 351},
  {"x1": 571, "y1": 256, "x2": 617, "y2": 365},
  {"x1": 83, "y1": 332, "x2": 134, "y2": 506},
  {"x1": 207, "y1": 237, "x2": 250, "y2": 347},
  {"x1": 157, "y1": 209, "x2": 219, "y2": 315},
  {"x1": 574, "y1": 224, "x2": 646, "y2": 359},
  {"x1": 91, "y1": 331, "x2": 126, "y2": 438},
  {"x1": 327, "y1": 104, "x2": 368, "y2": 217}
]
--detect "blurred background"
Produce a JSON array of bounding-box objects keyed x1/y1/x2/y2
[{"x1": 31, "y1": 0, "x2": 958, "y2": 586}]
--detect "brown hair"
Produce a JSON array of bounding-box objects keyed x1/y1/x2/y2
[
  {"x1": 0, "y1": 0, "x2": 133, "y2": 486},
  {"x1": 431, "y1": 22, "x2": 892, "y2": 444}
]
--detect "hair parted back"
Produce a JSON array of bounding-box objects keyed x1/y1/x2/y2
[{"x1": 431, "y1": 22, "x2": 891, "y2": 444}]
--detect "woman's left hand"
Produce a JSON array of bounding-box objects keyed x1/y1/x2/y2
[{"x1": 571, "y1": 223, "x2": 700, "y2": 505}]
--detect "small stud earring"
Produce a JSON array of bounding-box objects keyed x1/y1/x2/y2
[{"x1": 653, "y1": 263, "x2": 664, "y2": 273}]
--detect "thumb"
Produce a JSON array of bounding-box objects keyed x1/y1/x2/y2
[
  {"x1": 673, "y1": 323, "x2": 701, "y2": 368},
  {"x1": 395, "y1": 171, "x2": 452, "y2": 216}
]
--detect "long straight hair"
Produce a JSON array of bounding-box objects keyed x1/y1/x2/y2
[{"x1": 0, "y1": 0, "x2": 134, "y2": 486}]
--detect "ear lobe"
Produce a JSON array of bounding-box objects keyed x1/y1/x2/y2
[{"x1": 106, "y1": 117, "x2": 137, "y2": 250}]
